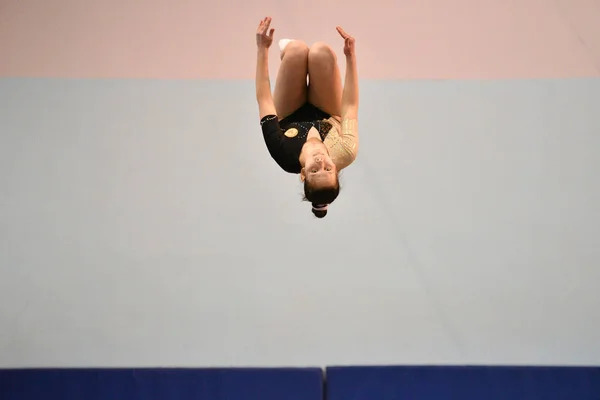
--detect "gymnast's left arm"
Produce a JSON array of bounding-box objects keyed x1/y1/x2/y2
[
  {"x1": 337, "y1": 26, "x2": 359, "y2": 157},
  {"x1": 255, "y1": 17, "x2": 278, "y2": 119}
]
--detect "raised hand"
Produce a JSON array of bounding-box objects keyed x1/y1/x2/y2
[
  {"x1": 256, "y1": 17, "x2": 275, "y2": 49},
  {"x1": 336, "y1": 26, "x2": 355, "y2": 57}
]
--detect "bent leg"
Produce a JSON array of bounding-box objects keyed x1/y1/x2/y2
[
  {"x1": 307, "y1": 42, "x2": 343, "y2": 118},
  {"x1": 273, "y1": 40, "x2": 309, "y2": 119}
]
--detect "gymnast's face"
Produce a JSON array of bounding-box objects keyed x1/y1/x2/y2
[{"x1": 300, "y1": 139, "x2": 337, "y2": 186}]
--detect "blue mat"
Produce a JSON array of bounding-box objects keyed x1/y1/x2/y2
[
  {"x1": 0, "y1": 368, "x2": 323, "y2": 400},
  {"x1": 326, "y1": 366, "x2": 600, "y2": 400}
]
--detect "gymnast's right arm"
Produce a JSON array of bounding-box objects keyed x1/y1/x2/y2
[
  {"x1": 339, "y1": 30, "x2": 359, "y2": 120},
  {"x1": 337, "y1": 26, "x2": 359, "y2": 159}
]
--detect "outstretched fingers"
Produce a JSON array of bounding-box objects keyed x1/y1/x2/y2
[
  {"x1": 264, "y1": 19, "x2": 274, "y2": 37},
  {"x1": 336, "y1": 26, "x2": 349, "y2": 39},
  {"x1": 263, "y1": 17, "x2": 273, "y2": 33}
]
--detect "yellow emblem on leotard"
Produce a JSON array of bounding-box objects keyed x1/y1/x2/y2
[{"x1": 284, "y1": 128, "x2": 298, "y2": 138}]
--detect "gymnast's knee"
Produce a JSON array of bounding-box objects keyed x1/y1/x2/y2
[
  {"x1": 281, "y1": 40, "x2": 309, "y2": 61},
  {"x1": 308, "y1": 42, "x2": 337, "y2": 64}
]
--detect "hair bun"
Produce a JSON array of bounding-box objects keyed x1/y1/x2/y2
[
  {"x1": 312, "y1": 208, "x2": 327, "y2": 218},
  {"x1": 311, "y1": 203, "x2": 328, "y2": 218}
]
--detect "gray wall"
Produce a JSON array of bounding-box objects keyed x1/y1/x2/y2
[{"x1": 1, "y1": 78, "x2": 599, "y2": 367}]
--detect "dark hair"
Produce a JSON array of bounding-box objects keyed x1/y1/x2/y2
[{"x1": 303, "y1": 177, "x2": 340, "y2": 219}]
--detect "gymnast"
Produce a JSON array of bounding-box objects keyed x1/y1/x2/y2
[{"x1": 255, "y1": 16, "x2": 359, "y2": 218}]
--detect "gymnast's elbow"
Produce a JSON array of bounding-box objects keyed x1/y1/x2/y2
[
  {"x1": 341, "y1": 104, "x2": 359, "y2": 121},
  {"x1": 255, "y1": 77, "x2": 272, "y2": 102},
  {"x1": 257, "y1": 97, "x2": 277, "y2": 119}
]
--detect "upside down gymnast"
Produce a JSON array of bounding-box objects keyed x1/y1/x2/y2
[{"x1": 255, "y1": 16, "x2": 360, "y2": 219}]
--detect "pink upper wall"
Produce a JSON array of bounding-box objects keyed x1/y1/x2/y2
[
  {"x1": 554, "y1": 0, "x2": 600, "y2": 73},
  {"x1": 0, "y1": 0, "x2": 598, "y2": 79}
]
